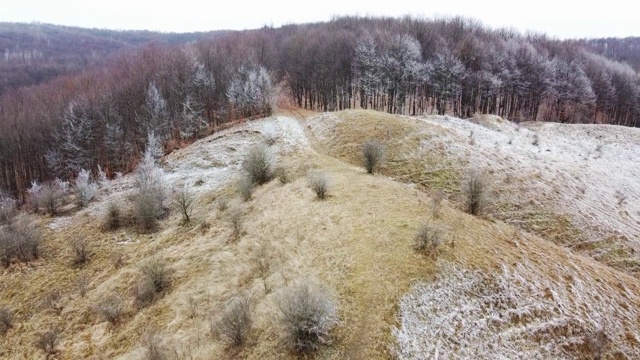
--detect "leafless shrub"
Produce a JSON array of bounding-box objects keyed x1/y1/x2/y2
[
  {"x1": 216, "y1": 294, "x2": 253, "y2": 347},
  {"x1": 228, "y1": 207, "x2": 243, "y2": 240},
  {"x1": 308, "y1": 171, "x2": 329, "y2": 200},
  {"x1": 143, "y1": 331, "x2": 168, "y2": 360},
  {"x1": 0, "y1": 194, "x2": 16, "y2": 225},
  {"x1": 37, "y1": 181, "x2": 67, "y2": 215},
  {"x1": 262, "y1": 123, "x2": 278, "y2": 145},
  {"x1": 462, "y1": 171, "x2": 485, "y2": 216},
  {"x1": 0, "y1": 308, "x2": 13, "y2": 335},
  {"x1": 217, "y1": 197, "x2": 229, "y2": 212},
  {"x1": 256, "y1": 241, "x2": 271, "y2": 280},
  {"x1": 95, "y1": 295, "x2": 124, "y2": 326},
  {"x1": 413, "y1": 224, "x2": 442, "y2": 258},
  {"x1": 134, "y1": 190, "x2": 161, "y2": 232},
  {"x1": 135, "y1": 258, "x2": 171, "y2": 306},
  {"x1": 185, "y1": 295, "x2": 199, "y2": 319},
  {"x1": 69, "y1": 238, "x2": 90, "y2": 266},
  {"x1": 134, "y1": 279, "x2": 157, "y2": 307},
  {"x1": 103, "y1": 202, "x2": 121, "y2": 231},
  {"x1": 0, "y1": 216, "x2": 42, "y2": 267},
  {"x1": 174, "y1": 185, "x2": 194, "y2": 224},
  {"x1": 242, "y1": 144, "x2": 274, "y2": 185},
  {"x1": 134, "y1": 149, "x2": 166, "y2": 232},
  {"x1": 76, "y1": 274, "x2": 90, "y2": 298},
  {"x1": 237, "y1": 174, "x2": 255, "y2": 202},
  {"x1": 277, "y1": 281, "x2": 338, "y2": 354},
  {"x1": 363, "y1": 139, "x2": 385, "y2": 174},
  {"x1": 274, "y1": 166, "x2": 290, "y2": 184},
  {"x1": 42, "y1": 289, "x2": 64, "y2": 315},
  {"x1": 74, "y1": 169, "x2": 97, "y2": 208},
  {"x1": 35, "y1": 329, "x2": 59, "y2": 355},
  {"x1": 431, "y1": 191, "x2": 445, "y2": 219}
]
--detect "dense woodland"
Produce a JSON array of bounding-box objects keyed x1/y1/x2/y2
[
  {"x1": 0, "y1": 22, "x2": 216, "y2": 94},
  {"x1": 1, "y1": 16, "x2": 640, "y2": 199}
]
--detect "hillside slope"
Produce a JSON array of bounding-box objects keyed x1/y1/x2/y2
[
  {"x1": 1, "y1": 110, "x2": 639, "y2": 359},
  {"x1": 0, "y1": 22, "x2": 214, "y2": 93}
]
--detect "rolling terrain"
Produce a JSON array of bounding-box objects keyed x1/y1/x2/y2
[{"x1": 1, "y1": 109, "x2": 639, "y2": 359}]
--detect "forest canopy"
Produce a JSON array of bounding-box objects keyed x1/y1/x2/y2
[{"x1": 1, "y1": 16, "x2": 639, "y2": 198}]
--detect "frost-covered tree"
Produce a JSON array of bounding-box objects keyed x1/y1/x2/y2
[
  {"x1": 352, "y1": 35, "x2": 380, "y2": 109},
  {"x1": 145, "y1": 132, "x2": 164, "y2": 161},
  {"x1": 429, "y1": 50, "x2": 466, "y2": 115},
  {"x1": 133, "y1": 136, "x2": 166, "y2": 230},
  {"x1": 46, "y1": 101, "x2": 95, "y2": 178},
  {"x1": 227, "y1": 66, "x2": 274, "y2": 117},
  {"x1": 142, "y1": 82, "x2": 171, "y2": 141},
  {"x1": 74, "y1": 169, "x2": 97, "y2": 208}
]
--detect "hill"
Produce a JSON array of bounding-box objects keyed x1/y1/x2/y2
[
  {"x1": 1, "y1": 109, "x2": 639, "y2": 359},
  {"x1": 0, "y1": 22, "x2": 218, "y2": 94}
]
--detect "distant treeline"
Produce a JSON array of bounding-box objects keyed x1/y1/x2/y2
[
  {"x1": 1, "y1": 16, "x2": 640, "y2": 198},
  {"x1": 0, "y1": 22, "x2": 218, "y2": 94}
]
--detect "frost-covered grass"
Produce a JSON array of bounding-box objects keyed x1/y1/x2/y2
[{"x1": 394, "y1": 261, "x2": 640, "y2": 359}]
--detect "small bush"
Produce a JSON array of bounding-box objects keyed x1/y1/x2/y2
[
  {"x1": 308, "y1": 171, "x2": 330, "y2": 200},
  {"x1": 237, "y1": 175, "x2": 254, "y2": 202},
  {"x1": 274, "y1": 166, "x2": 290, "y2": 184},
  {"x1": 0, "y1": 216, "x2": 41, "y2": 267},
  {"x1": 143, "y1": 331, "x2": 168, "y2": 360},
  {"x1": 216, "y1": 295, "x2": 252, "y2": 347},
  {"x1": 95, "y1": 295, "x2": 124, "y2": 326},
  {"x1": 363, "y1": 140, "x2": 385, "y2": 174},
  {"x1": 242, "y1": 144, "x2": 274, "y2": 185},
  {"x1": 173, "y1": 185, "x2": 194, "y2": 224},
  {"x1": 431, "y1": 191, "x2": 445, "y2": 219},
  {"x1": 37, "y1": 181, "x2": 67, "y2": 215},
  {"x1": 76, "y1": 274, "x2": 89, "y2": 298},
  {"x1": 42, "y1": 289, "x2": 64, "y2": 315},
  {"x1": 227, "y1": 207, "x2": 243, "y2": 240},
  {"x1": 277, "y1": 281, "x2": 338, "y2": 354},
  {"x1": 135, "y1": 258, "x2": 171, "y2": 306},
  {"x1": 0, "y1": 195, "x2": 16, "y2": 225},
  {"x1": 134, "y1": 148, "x2": 166, "y2": 232},
  {"x1": 462, "y1": 171, "x2": 485, "y2": 216},
  {"x1": 35, "y1": 329, "x2": 59, "y2": 355},
  {"x1": 0, "y1": 308, "x2": 13, "y2": 335},
  {"x1": 74, "y1": 169, "x2": 97, "y2": 208},
  {"x1": 134, "y1": 190, "x2": 161, "y2": 232},
  {"x1": 69, "y1": 238, "x2": 90, "y2": 266},
  {"x1": 413, "y1": 224, "x2": 442, "y2": 257},
  {"x1": 217, "y1": 197, "x2": 229, "y2": 212},
  {"x1": 262, "y1": 123, "x2": 278, "y2": 145},
  {"x1": 103, "y1": 202, "x2": 121, "y2": 231}
]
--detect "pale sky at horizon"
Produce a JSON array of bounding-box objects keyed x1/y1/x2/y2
[{"x1": 0, "y1": 0, "x2": 638, "y2": 39}]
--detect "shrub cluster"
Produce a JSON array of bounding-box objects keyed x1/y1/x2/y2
[
  {"x1": 277, "y1": 281, "x2": 338, "y2": 354},
  {"x1": 0, "y1": 216, "x2": 41, "y2": 268}
]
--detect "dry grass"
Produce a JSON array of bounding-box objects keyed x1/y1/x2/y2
[
  {"x1": 1, "y1": 109, "x2": 640, "y2": 360},
  {"x1": 307, "y1": 110, "x2": 461, "y2": 193}
]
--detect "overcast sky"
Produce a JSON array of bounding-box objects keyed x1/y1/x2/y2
[{"x1": 1, "y1": 0, "x2": 638, "y2": 39}]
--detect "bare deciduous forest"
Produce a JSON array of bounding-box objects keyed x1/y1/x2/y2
[{"x1": 1, "y1": 16, "x2": 640, "y2": 198}]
